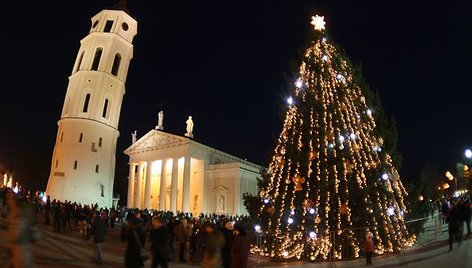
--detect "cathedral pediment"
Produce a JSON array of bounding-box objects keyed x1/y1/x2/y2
[{"x1": 124, "y1": 130, "x2": 189, "y2": 154}]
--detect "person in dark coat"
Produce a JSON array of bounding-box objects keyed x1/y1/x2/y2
[
  {"x1": 122, "y1": 211, "x2": 145, "y2": 268},
  {"x1": 221, "y1": 221, "x2": 234, "y2": 268},
  {"x1": 447, "y1": 201, "x2": 462, "y2": 251},
  {"x1": 458, "y1": 197, "x2": 471, "y2": 237},
  {"x1": 230, "y1": 223, "x2": 250, "y2": 268},
  {"x1": 150, "y1": 216, "x2": 170, "y2": 268},
  {"x1": 90, "y1": 211, "x2": 107, "y2": 265}
]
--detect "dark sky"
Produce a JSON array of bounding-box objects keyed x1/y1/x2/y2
[{"x1": 1, "y1": 0, "x2": 471, "y2": 192}]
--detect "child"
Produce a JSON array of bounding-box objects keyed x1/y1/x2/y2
[{"x1": 365, "y1": 231, "x2": 374, "y2": 265}]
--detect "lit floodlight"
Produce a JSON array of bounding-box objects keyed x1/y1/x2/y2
[
  {"x1": 255, "y1": 225, "x2": 261, "y2": 233},
  {"x1": 42, "y1": 195, "x2": 47, "y2": 203}
]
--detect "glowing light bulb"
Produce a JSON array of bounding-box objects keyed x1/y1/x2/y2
[
  {"x1": 339, "y1": 135, "x2": 345, "y2": 142},
  {"x1": 309, "y1": 208, "x2": 316, "y2": 214},
  {"x1": 382, "y1": 173, "x2": 389, "y2": 180},
  {"x1": 263, "y1": 199, "x2": 269, "y2": 204},
  {"x1": 336, "y1": 73, "x2": 345, "y2": 81},
  {"x1": 295, "y1": 79, "x2": 303, "y2": 88},
  {"x1": 290, "y1": 210, "x2": 295, "y2": 215},
  {"x1": 287, "y1": 96, "x2": 294, "y2": 106},
  {"x1": 387, "y1": 207, "x2": 395, "y2": 216},
  {"x1": 322, "y1": 55, "x2": 328, "y2": 62},
  {"x1": 350, "y1": 133, "x2": 356, "y2": 140},
  {"x1": 287, "y1": 217, "x2": 294, "y2": 224},
  {"x1": 309, "y1": 231, "x2": 317, "y2": 239},
  {"x1": 367, "y1": 109, "x2": 373, "y2": 116},
  {"x1": 283, "y1": 251, "x2": 289, "y2": 257}
]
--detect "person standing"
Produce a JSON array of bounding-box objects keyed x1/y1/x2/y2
[
  {"x1": 150, "y1": 216, "x2": 170, "y2": 268},
  {"x1": 5, "y1": 190, "x2": 36, "y2": 267},
  {"x1": 221, "y1": 221, "x2": 233, "y2": 268},
  {"x1": 122, "y1": 211, "x2": 146, "y2": 268},
  {"x1": 447, "y1": 200, "x2": 462, "y2": 250},
  {"x1": 52, "y1": 201, "x2": 63, "y2": 232},
  {"x1": 201, "y1": 222, "x2": 225, "y2": 268},
  {"x1": 364, "y1": 231, "x2": 375, "y2": 265},
  {"x1": 174, "y1": 218, "x2": 190, "y2": 262},
  {"x1": 230, "y1": 223, "x2": 250, "y2": 268},
  {"x1": 90, "y1": 211, "x2": 107, "y2": 265},
  {"x1": 44, "y1": 195, "x2": 51, "y2": 225}
]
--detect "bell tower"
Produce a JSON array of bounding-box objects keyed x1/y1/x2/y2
[{"x1": 46, "y1": 5, "x2": 137, "y2": 208}]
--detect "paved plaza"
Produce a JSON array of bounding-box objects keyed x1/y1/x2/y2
[{"x1": 0, "y1": 216, "x2": 470, "y2": 268}]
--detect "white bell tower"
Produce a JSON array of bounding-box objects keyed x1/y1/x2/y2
[{"x1": 46, "y1": 4, "x2": 137, "y2": 208}]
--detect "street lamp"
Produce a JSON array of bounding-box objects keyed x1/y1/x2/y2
[
  {"x1": 465, "y1": 149, "x2": 472, "y2": 159},
  {"x1": 445, "y1": 170, "x2": 457, "y2": 192}
]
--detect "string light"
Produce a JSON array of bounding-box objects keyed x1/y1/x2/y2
[{"x1": 256, "y1": 14, "x2": 414, "y2": 262}]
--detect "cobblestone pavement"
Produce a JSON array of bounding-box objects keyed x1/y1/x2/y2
[{"x1": 0, "y1": 216, "x2": 470, "y2": 268}]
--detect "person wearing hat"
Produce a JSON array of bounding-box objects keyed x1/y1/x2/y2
[{"x1": 364, "y1": 231, "x2": 374, "y2": 265}]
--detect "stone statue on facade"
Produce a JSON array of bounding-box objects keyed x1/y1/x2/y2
[
  {"x1": 185, "y1": 116, "x2": 194, "y2": 138},
  {"x1": 156, "y1": 111, "x2": 164, "y2": 130},
  {"x1": 131, "y1": 130, "x2": 137, "y2": 144}
]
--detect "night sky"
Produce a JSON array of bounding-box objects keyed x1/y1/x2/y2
[{"x1": 1, "y1": 1, "x2": 471, "y2": 195}]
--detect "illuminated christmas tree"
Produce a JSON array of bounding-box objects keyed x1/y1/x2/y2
[{"x1": 257, "y1": 15, "x2": 415, "y2": 261}]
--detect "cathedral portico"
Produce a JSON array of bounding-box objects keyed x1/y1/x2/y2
[{"x1": 125, "y1": 128, "x2": 262, "y2": 215}]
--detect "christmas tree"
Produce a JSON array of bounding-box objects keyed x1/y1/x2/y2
[{"x1": 257, "y1": 15, "x2": 415, "y2": 261}]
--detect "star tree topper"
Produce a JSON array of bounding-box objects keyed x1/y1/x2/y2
[{"x1": 311, "y1": 15, "x2": 326, "y2": 31}]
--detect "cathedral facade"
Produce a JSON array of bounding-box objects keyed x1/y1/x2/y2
[{"x1": 125, "y1": 128, "x2": 262, "y2": 215}]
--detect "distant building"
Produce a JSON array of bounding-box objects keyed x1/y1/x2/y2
[
  {"x1": 46, "y1": 6, "x2": 137, "y2": 208},
  {"x1": 124, "y1": 128, "x2": 263, "y2": 215}
]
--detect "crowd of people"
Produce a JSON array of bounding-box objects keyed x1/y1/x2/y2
[
  {"x1": 2, "y1": 185, "x2": 471, "y2": 267},
  {"x1": 0, "y1": 186, "x2": 252, "y2": 268},
  {"x1": 434, "y1": 195, "x2": 472, "y2": 250}
]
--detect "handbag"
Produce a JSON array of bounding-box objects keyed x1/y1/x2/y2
[{"x1": 132, "y1": 230, "x2": 151, "y2": 261}]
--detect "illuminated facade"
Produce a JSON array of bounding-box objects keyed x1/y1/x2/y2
[
  {"x1": 46, "y1": 7, "x2": 137, "y2": 208},
  {"x1": 124, "y1": 129, "x2": 262, "y2": 215}
]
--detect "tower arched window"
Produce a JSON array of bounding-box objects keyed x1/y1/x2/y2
[
  {"x1": 111, "y1": 53, "x2": 121, "y2": 76},
  {"x1": 91, "y1": 48, "x2": 103, "y2": 71},
  {"x1": 102, "y1": 98, "x2": 109, "y2": 118},
  {"x1": 75, "y1": 51, "x2": 84, "y2": 73},
  {"x1": 83, "y1": 93, "x2": 91, "y2": 113}
]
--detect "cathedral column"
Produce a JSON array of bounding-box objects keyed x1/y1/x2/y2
[
  {"x1": 144, "y1": 161, "x2": 153, "y2": 209},
  {"x1": 182, "y1": 157, "x2": 191, "y2": 212},
  {"x1": 170, "y1": 158, "x2": 179, "y2": 213},
  {"x1": 135, "y1": 162, "x2": 144, "y2": 209},
  {"x1": 159, "y1": 159, "x2": 167, "y2": 210},
  {"x1": 127, "y1": 163, "x2": 136, "y2": 208}
]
